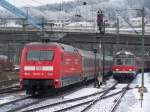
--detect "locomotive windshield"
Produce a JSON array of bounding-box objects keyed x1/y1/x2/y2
[
  {"x1": 115, "y1": 58, "x2": 134, "y2": 65},
  {"x1": 27, "y1": 50, "x2": 54, "y2": 61},
  {"x1": 116, "y1": 58, "x2": 123, "y2": 65}
]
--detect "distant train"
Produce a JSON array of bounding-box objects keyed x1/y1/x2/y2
[
  {"x1": 112, "y1": 50, "x2": 142, "y2": 80},
  {"x1": 20, "y1": 42, "x2": 113, "y2": 94}
]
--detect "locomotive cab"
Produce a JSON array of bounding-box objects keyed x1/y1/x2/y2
[
  {"x1": 112, "y1": 50, "x2": 137, "y2": 80},
  {"x1": 20, "y1": 42, "x2": 82, "y2": 94},
  {"x1": 20, "y1": 43, "x2": 62, "y2": 94}
]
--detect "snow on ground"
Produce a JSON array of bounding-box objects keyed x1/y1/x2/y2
[
  {"x1": 127, "y1": 73, "x2": 150, "y2": 112},
  {"x1": 21, "y1": 85, "x2": 105, "y2": 111},
  {"x1": 0, "y1": 92, "x2": 26, "y2": 104},
  {"x1": 4, "y1": 74, "x2": 150, "y2": 112},
  {"x1": 20, "y1": 78, "x2": 117, "y2": 112},
  {"x1": 0, "y1": 96, "x2": 13, "y2": 104},
  {"x1": 88, "y1": 95, "x2": 119, "y2": 112},
  {"x1": 116, "y1": 89, "x2": 138, "y2": 112},
  {"x1": 38, "y1": 78, "x2": 118, "y2": 112},
  {"x1": 65, "y1": 87, "x2": 103, "y2": 99},
  {"x1": 65, "y1": 78, "x2": 116, "y2": 99},
  {"x1": 115, "y1": 83, "x2": 128, "y2": 89},
  {"x1": 116, "y1": 73, "x2": 150, "y2": 112}
]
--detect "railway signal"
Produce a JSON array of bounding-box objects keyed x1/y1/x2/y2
[
  {"x1": 93, "y1": 48, "x2": 99, "y2": 88},
  {"x1": 97, "y1": 9, "x2": 105, "y2": 34}
]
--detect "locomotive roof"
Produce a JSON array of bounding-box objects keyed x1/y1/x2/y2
[
  {"x1": 115, "y1": 50, "x2": 135, "y2": 57},
  {"x1": 25, "y1": 42, "x2": 77, "y2": 52},
  {"x1": 77, "y1": 49, "x2": 95, "y2": 57},
  {"x1": 25, "y1": 42, "x2": 59, "y2": 46},
  {"x1": 25, "y1": 42, "x2": 100, "y2": 56}
]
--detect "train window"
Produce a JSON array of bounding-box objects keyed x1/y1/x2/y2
[
  {"x1": 27, "y1": 51, "x2": 40, "y2": 61},
  {"x1": 40, "y1": 51, "x2": 54, "y2": 61},
  {"x1": 116, "y1": 58, "x2": 123, "y2": 65},
  {"x1": 61, "y1": 44, "x2": 75, "y2": 52},
  {"x1": 74, "y1": 48, "x2": 78, "y2": 53},
  {"x1": 125, "y1": 58, "x2": 134, "y2": 65},
  {"x1": 27, "y1": 50, "x2": 54, "y2": 61}
]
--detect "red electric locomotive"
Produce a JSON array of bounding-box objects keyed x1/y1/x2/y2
[
  {"x1": 20, "y1": 42, "x2": 112, "y2": 94},
  {"x1": 112, "y1": 50, "x2": 141, "y2": 80}
]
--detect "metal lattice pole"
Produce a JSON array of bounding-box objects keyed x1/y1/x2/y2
[{"x1": 141, "y1": 7, "x2": 145, "y2": 90}]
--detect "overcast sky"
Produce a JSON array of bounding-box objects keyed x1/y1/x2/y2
[{"x1": 6, "y1": 0, "x2": 75, "y2": 7}]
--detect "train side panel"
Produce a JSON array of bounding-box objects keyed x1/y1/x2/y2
[{"x1": 60, "y1": 51, "x2": 82, "y2": 87}]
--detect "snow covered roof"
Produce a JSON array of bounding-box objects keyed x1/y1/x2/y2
[
  {"x1": 115, "y1": 50, "x2": 134, "y2": 57},
  {"x1": 66, "y1": 21, "x2": 94, "y2": 27}
]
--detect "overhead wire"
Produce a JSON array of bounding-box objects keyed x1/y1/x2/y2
[
  {"x1": 31, "y1": 0, "x2": 46, "y2": 6},
  {"x1": 115, "y1": 9, "x2": 139, "y2": 35},
  {"x1": 16, "y1": 0, "x2": 47, "y2": 18}
]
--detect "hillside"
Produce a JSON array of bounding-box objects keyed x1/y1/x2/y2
[{"x1": 0, "y1": 0, "x2": 149, "y2": 23}]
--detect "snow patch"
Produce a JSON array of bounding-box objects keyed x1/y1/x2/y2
[{"x1": 65, "y1": 87, "x2": 103, "y2": 99}]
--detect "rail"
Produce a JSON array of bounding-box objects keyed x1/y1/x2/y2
[
  {"x1": 22, "y1": 82, "x2": 118, "y2": 112},
  {"x1": 109, "y1": 83, "x2": 131, "y2": 112},
  {"x1": 0, "y1": 85, "x2": 20, "y2": 94}
]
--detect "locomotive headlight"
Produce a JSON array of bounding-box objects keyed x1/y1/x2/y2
[
  {"x1": 47, "y1": 72, "x2": 53, "y2": 76},
  {"x1": 115, "y1": 68, "x2": 119, "y2": 71},
  {"x1": 129, "y1": 69, "x2": 132, "y2": 71},
  {"x1": 24, "y1": 72, "x2": 30, "y2": 75}
]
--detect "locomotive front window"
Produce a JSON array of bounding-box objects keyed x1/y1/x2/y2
[
  {"x1": 39, "y1": 51, "x2": 54, "y2": 61},
  {"x1": 116, "y1": 58, "x2": 123, "y2": 65},
  {"x1": 27, "y1": 51, "x2": 40, "y2": 61},
  {"x1": 115, "y1": 58, "x2": 134, "y2": 65},
  {"x1": 27, "y1": 50, "x2": 54, "y2": 61},
  {"x1": 125, "y1": 58, "x2": 134, "y2": 65}
]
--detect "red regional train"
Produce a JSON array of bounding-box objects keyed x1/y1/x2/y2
[
  {"x1": 20, "y1": 42, "x2": 113, "y2": 94},
  {"x1": 112, "y1": 50, "x2": 141, "y2": 80}
]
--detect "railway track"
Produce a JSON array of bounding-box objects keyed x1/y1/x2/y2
[
  {"x1": 54, "y1": 83, "x2": 131, "y2": 112},
  {"x1": 0, "y1": 79, "x2": 21, "y2": 95},
  {"x1": 0, "y1": 96, "x2": 31, "y2": 108},
  {"x1": 0, "y1": 81, "x2": 95, "y2": 112},
  {"x1": 79, "y1": 82, "x2": 119, "y2": 112},
  {"x1": 0, "y1": 79, "x2": 18, "y2": 88},
  {"x1": 0, "y1": 85, "x2": 21, "y2": 94},
  {"x1": 20, "y1": 82, "x2": 119, "y2": 112},
  {"x1": 20, "y1": 80, "x2": 133, "y2": 112},
  {"x1": 109, "y1": 83, "x2": 131, "y2": 112},
  {"x1": 0, "y1": 94, "x2": 51, "y2": 112}
]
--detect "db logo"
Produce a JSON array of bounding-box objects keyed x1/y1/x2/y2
[{"x1": 36, "y1": 66, "x2": 42, "y2": 70}]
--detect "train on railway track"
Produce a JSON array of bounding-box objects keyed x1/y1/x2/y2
[
  {"x1": 112, "y1": 50, "x2": 140, "y2": 80},
  {"x1": 112, "y1": 50, "x2": 150, "y2": 81},
  {"x1": 19, "y1": 42, "x2": 113, "y2": 94}
]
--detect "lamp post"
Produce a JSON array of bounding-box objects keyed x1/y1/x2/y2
[
  {"x1": 102, "y1": 43, "x2": 105, "y2": 84},
  {"x1": 116, "y1": 15, "x2": 119, "y2": 51},
  {"x1": 141, "y1": 7, "x2": 145, "y2": 91},
  {"x1": 139, "y1": 7, "x2": 145, "y2": 105},
  {"x1": 93, "y1": 48, "x2": 98, "y2": 87},
  {"x1": 132, "y1": 7, "x2": 145, "y2": 104},
  {"x1": 129, "y1": 7, "x2": 145, "y2": 105}
]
